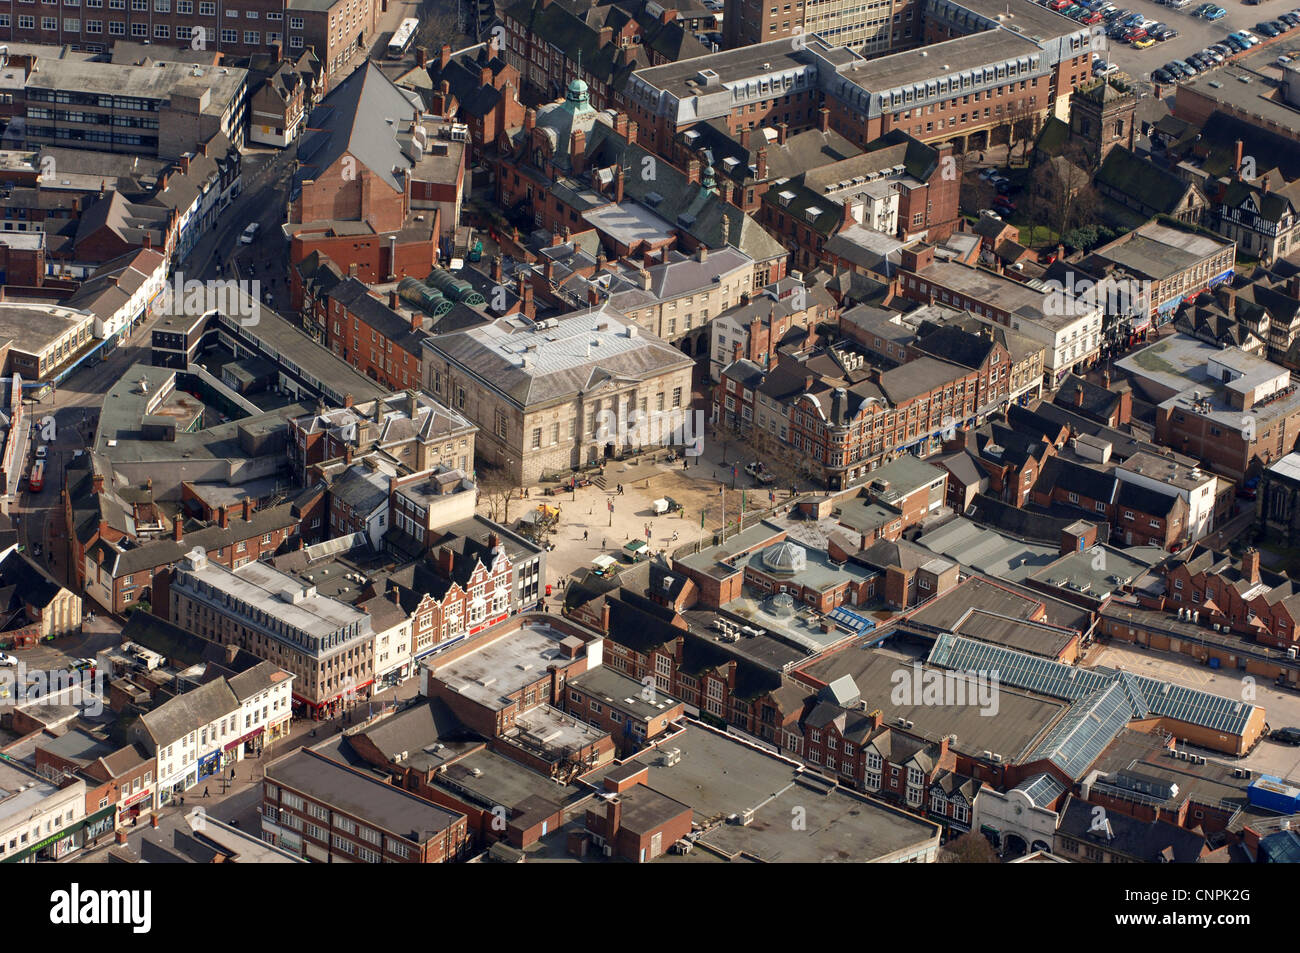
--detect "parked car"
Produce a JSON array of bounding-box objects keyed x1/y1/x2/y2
[
  {"x1": 1282, "y1": 12, "x2": 1300, "y2": 26},
  {"x1": 1191, "y1": 2, "x2": 1215, "y2": 15},
  {"x1": 1156, "y1": 27, "x2": 1179, "y2": 39},
  {"x1": 994, "y1": 197, "x2": 1018, "y2": 213},
  {"x1": 1104, "y1": 5, "x2": 1128, "y2": 18},
  {"x1": 979, "y1": 168, "x2": 998, "y2": 181},
  {"x1": 1153, "y1": 67, "x2": 1175, "y2": 82},
  {"x1": 239, "y1": 222, "x2": 260, "y2": 244},
  {"x1": 1272, "y1": 727, "x2": 1300, "y2": 745},
  {"x1": 1239, "y1": 30, "x2": 1260, "y2": 44},
  {"x1": 1209, "y1": 43, "x2": 1231, "y2": 55},
  {"x1": 1173, "y1": 59, "x2": 1198, "y2": 74},
  {"x1": 996, "y1": 179, "x2": 1015, "y2": 194},
  {"x1": 1082, "y1": 10, "x2": 1105, "y2": 22},
  {"x1": 1133, "y1": 36, "x2": 1156, "y2": 47},
  {"x1": 1271, "y1": 18, "x2": 1291, "y2": 31},
  {"x1": 1204, "y1": 6, "x2": 1226, "y2": 20},
  {"x1": 34, "y1": 445, "x2": 46, "y2": 459},
  {"x1": 0, "y1": 653, "x2": 17, "y2": 668},
  {"x1": 1258, "y1": 22, "x2": 1280, "y2": 36},
  {"x1": 1225, "y1": 35, "x2": 1247, "y2": 51},
  {"x1": 1279, "y1": 54, "x2": 1294, "y2": 65},
  {"x1": 1202, "y1": 48, "x2": 1224, "y2": 62}
]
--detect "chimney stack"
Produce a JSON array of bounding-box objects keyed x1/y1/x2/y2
[
  {"x1": 1234, "y1": 139, "x2": 1244, "y2": 177},
  {"x1": 440, "y1": 44, "x2": 452, "y2": 70},
  {"x1": 777, "y1": 122, "x2": 788, "y2": 145},
  {"x1": 173, "y1": 512, "x2": 183, "y2": 542},
  {"x1": 93, "y1": 473, "x2": 104, "y2": 494},
  {"x1": 1243, "y1": 547, "x2": 1261, "y2": 585},
  {"x1": 756, "y1": 147, "x2": 768, "y2": 181},
  {"x1": 1073, "y1": 383, "x2": 1084, "y2": 407},
  {"x1": 818, "y1": 106, "x2": 830, "y2": 133},
  {"x1": 687, "y1": 159, "x2": 701, "y2": 184},
  {"x1": 218, "y1": 505, "x2": 229, "y2": 530},
  {"x1": 417, "y1": 46, "x2": 427, "y2": 68},
  {"x1": 344, "y1": 393, "x2": 353, "y2": 408},
  {"x1": 243, "y1": 497, "x2": 254, "y2": 522}
]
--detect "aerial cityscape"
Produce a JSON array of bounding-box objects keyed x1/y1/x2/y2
[{"x1": 0, "y1": 0, "x2": 1294, "y2": 885}]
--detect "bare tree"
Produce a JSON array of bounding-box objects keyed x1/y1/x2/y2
[
  {"x1": 478, "y1": 468, "x2": 519, "y2": 525},
  {"x1": 416, "y1": 0, "x2": 470, "y2": 52},
  {"x1": 1029, "y1": 154, "x2": 1098, "y2": 247},
  {"x1": 938, "y1": 832, "x2": 1001, "y2": 863}
]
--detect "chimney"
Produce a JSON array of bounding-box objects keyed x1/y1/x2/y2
[
  {"x1": 1262, "y1": 174, "x2": 1271, "y2": 194},
  {"x1": 614, "y1": 112, "x2": 629, "y2": 138},
  {"x1": 777, "y1": 122, "x2": 788, "y2": 146},
  {"x1": 739, "y1": 128, "x2": 751, "y2": 150},
  {"x1": 1073, "y1": 383, "x2": 1084, "y2": 407},
  {"x1": 344, "y1": 393, "x2": 353, "y2": 408},
  {"x1": 407, "y1": 390, "x2": 419, "y2": 419},
  {"x1": 818, "y1": 106, "x2": 830, "y2": 132},
  {"x1": 1243, "y1": 547, "x2": 1261, "y2": 585},
  {"x1": 93, "y1": 473, "x2": 104, "y2": 494},
  {"x1": 614, "y1": 162, "x2": 625, "y2": 203},
  {"x1": 173, "y1": 512, "x2": 183, "y2": 542},
  {"x1": 521, "y1": 281, "x2": 535, "y2": 319},
  {"x1": 805, "y1": 374, "x2": 815, "y2": 391},
  {"x1": 179, "y1": 154, "x2": 190, "y2": 175},
  {"x1": 480, "y1": 65, "x2": 492, "y2": 87},
  {"x1": 696, "y1": 245, "x2": 708, "y2": 263},
  {"x1": 544, "y1": 258, "x2": 555, "y2": 284},
  {"x1": 411, "y1": 307, "x2": 421, "y2": 333},
  {"x1": 440, "y1": 44, "x2": 452, "y2": 70},
  {"x1": 606, "y1": 796, "x2": 623, "y2": 838},
  {"x1": 1225, "y1": 287, "x2": 1237, "y2": 318},
  {"x1": 571, "y1": 128, "x2": 586, "y2": 174},
  {"x1": 756, "y1": 147, "x2": 768, "y2": 181},
  {"x1": 621, "y1": 46, "x2": 636, "y2": 67},
  {"x1": 389, "y1": 289, "x2": 400, "y2": 311},
  {"x1": 687, "y1": 159, "x2": 701, "y2": 184},
  {"x1": 492, "y1": 255, "x2": 503, "y2": 283},
  {"x1": 1234, "y1": 139, "x2": 1244, "y2": 177},
  {"x1": 588, "y1": 287, "x2": 600, "y2": 306},
  {"x1": 840, "y1": 201, "x2": 855, "y2": 229},
  {"x1": 218, "y1": 505, "x2": 229, "y2": 530},
  {"x1": 416, "y1": 46, "x2": 427, "y2": 68},
  {"x1": 344, "y1": 446, "x2": 354, "y2": 464},
  {"x1": 242, "y1": 497, "x2": 254, "y2": 522},
  {"x1": 599, "y1": 25, "x2": 613, "y2": 46},
  {"x1": 142, "y1": 233, "x2": 152, "y2": 250},
  {"x1": 525, "y1": 108, "x2": 536, "y2": 134},
  {"x1": 437, "y1": 546, "x2": 455, "y2": 576},
  {"x1": 600, "y1": 600, "x2": 611, "y2": 632}
]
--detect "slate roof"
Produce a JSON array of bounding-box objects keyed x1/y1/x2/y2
[
  {"x1": 1096, "y1": 147, "x2": 1200, "y2": 216},
  {"x1": 1057, "y1": 794, "x2": 1208, "y2": 862},
  {"x1": 295, "y1": 61, "x2": 424, "y2": 196},
  {"x1": 138, "y1": 678, "x2": 239, "y2": 748}
]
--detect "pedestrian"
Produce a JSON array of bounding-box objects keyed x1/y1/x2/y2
[
  {"x1": 603, "y1": 538, "x2": 607, "y2": 548},
  {"x1": 584, "y1": 530, "x2": 589, "y2": 541},
  {"x1": 203, "y1": 786, "x2": 210, "y2": 798}
]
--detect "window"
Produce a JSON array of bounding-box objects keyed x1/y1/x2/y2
[
  {"x1": 221, "y1": 28, "x2": 237, "y2": 42},
  {"x1": 290, "y1": 15, "x2": 303, "y2": 28},
  {"x1": 199, "y1": 0, "x2": 215, "y2": 12},
  {"x1": 244, "y1": 29, "x2": 259, "y2": 43}
]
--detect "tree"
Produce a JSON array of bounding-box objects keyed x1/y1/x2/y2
[
  {"x1": 1028, "y1": 154, "x2": 1099, "y2": 247},
  {"x1": 938, "y1": 832, "x2": 1001, "y2": 863},
  {"x1": 416, "y1": 0, "x2": 470, "y2": 51},
  {"x1": 478, "y1": 468, "x2": 519, "y2": 525}
]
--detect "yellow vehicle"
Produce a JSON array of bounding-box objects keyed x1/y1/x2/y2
[{"x1": 1133, "y1": 37, "x2": 1156, "y2": 48}]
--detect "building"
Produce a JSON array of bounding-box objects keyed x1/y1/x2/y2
[
  {"x1": 1114, "y1": 451, "x2": 1218, "y2": 542},
  {"x1": 0, "y1": 547, "x2": 82, "y2": 639},
  {"x1": 1094, "y1": 147, "x2": 1207, "y2": 225},
  {"x1": 248, "y1": 52, "x2": 321, "y2": 148},
  {"x1": 0, "y1": 0, "x2": 379, "y2": 90},
  {"x1": 289, "y1": 62, "x2": 467, "y2": 278},
  {"x1": 423, "y1": 305, "x2": 695, "y2": 483},
  {"x1": 414, "y1": 40, "x2": 526, "y2": 155},
  {"x1": 0, "y1": 301, "x2": 96, "y2": 383},
  {"x1": 900, "y1": 244, "x2": 1102, "y2": 388},
  {"x1": 62, "y1": 248, "x2": 169, "y2": 347},
  {"x1": 584, "y1": 767, "x2": 693, "y2": 862},
  {"x1": 0, "y1": 758, "x2": 89, "y2": 863},
  {"x1": 1067, "y1": 77, "x2": 1136, "y2": 168},
  {"x1": 1208, "y1": 171, "x2": 1300, "y2": 267},
  {"x1": 1163, "y1": 545, "x2": 1300, "y2": 648},
  {"x1": 708, "y1": 275, "x2": 835, "y2": 381},
  {"x1": 169, "y1": 548, "x2": 373, "y2": 718},
  {"x1": 34, "y1": 731, "x2": 157, "y2": 832},
  {"x1": 130, "y1": 677, "x2": 240, "y2": 807},
  {"x1": 1085, "y1": 222, "x2": 1236, "y2": 327},
  {"x1": 1116, "y1": 335, "x2": 1300, "y2": 482},
  {"x1": 1260, "y1": 451, "x2": 1300, "y2": 546},
  {"x1": 17, "y1": 55, "x2": 248, "y2": 158},
  {"x1": 566, "y1": 666, "x2": 686, "y2": 754},
  {"x1": 722, "y1": 0, "x2": 918, "y2": 55},
  {"x1": 262, "y1": 747, "x2": 469, "y2": 862},
  {"x1": 288, "y1": 390, "x2": 476, "y2": 484}
]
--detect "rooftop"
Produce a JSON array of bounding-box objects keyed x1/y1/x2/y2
[
  {"x1": 428, "y1": 623, "x2": 581, "y2": 710},
  {"x1": 266, "y1": 748, "x2": 462, "y2": 841}
]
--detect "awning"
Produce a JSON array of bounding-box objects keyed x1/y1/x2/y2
[{"x1": 224, "y1": 727, "x2": 264, "y2": 751}]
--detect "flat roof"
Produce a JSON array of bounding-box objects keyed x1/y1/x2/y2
[
  {"x1": 837, "y1": 31, "x2": 1043, "y2": 93},
  {"x1": 266, "y1": 749, "x2": 462, "y2": 841},
  {"x1": 920, "y1": 259, "x2": 1093, "y2": 331},
  {"x1": 436, "y1": 747, "x2": 586, "y2": 810},
  {"x1": 697, "y1": 776, "x2": 939, "y2": 862},
  {"x1": 570, "y1": 666, "x2": 683, "y2": 722},
  {"x1": 633, "y1": 40, "x2": 812, "y2": 97},
  {"x1": 0, "y1": 301, "x2": 93, "y2": 356},
  {"x1": 796, "y1": 645, "x2": 1064, "y2": 760},
  {"x1": 429, "y1": 623, "x2": 576, "y2": 710},
  {"x1": 26, "y1": 58, "x2": 245, "y2": 114}
]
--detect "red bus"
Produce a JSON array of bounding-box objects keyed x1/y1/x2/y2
[{"x1": 28, "y1": 460, "x2": 44, "y2": 493}]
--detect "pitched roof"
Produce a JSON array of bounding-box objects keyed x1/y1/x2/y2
[
  {"x1": 139, "y1": 678, "x2": 240, "y2": 747},
  {"x1": 1096, "y1": 147, "x2": 1199, "y2": 216}
]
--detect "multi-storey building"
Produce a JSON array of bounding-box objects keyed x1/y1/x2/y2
[
  {"x1": 719, "y1": 335, "x2": 1011, "y2": 488},
  {"x1": 722, "y1": 0, "x2": 921, "y2": 55},
  {"x1": 262, "y1": 747, "x2": 469, "y2": 862},
  {"x1": 1164, "y1": 546, "x2": 1300, "y2": 648},
  {"x1": 423, "y1": 305, "x2": 695, "y2": 483},
  {"x1": 288, "y1": 389, "x2": 477, "y2": 484},
  {"x1": 169, "y1": 548, "x2": 374, "y2": 718},
  {"x1": 15, "y1": 54, "x2": 247, "y2": 158},
  {"x1": 0, "y1": 0, "x2": 377, "y2": 89},
  {"x1": 709, "y1": 275, "x2": 836, "y2": 381},
  {"x1": 0, "y1": 758, "x2": 88, "y2": 863}
]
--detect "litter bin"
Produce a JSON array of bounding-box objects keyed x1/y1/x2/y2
[{"x1": 545, "y1": 584, "x2": 553, "y2": 596}]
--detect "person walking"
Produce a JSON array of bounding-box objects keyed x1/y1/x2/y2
[
  {"x1": 203, "y1": 786, "x2": 210, "y2": 798},
  {"x1": 584, "y1": 530, "x2": 589, "y2": 541},
  {"x1": 602, "y1": 537, "x2": 607, "y2": 548}
]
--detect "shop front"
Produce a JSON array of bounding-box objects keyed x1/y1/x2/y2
[
  {"x1": 223, "y1": 728, "x2": 264, "y2": 765},
  {"x1": 1, "y1": 805, "x2": 117, "y2": 863},
  {"x1": 120, "y1": 787, "x2": 155, "y2": 825},
  {"x1": 197, "y1": 750, "x2": 221, "y2": 783}
]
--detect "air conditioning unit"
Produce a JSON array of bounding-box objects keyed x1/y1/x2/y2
[{"x1": 740, "y1": 808, "x2": 755, "y2": 826}]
